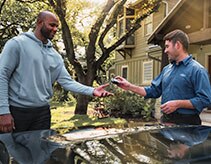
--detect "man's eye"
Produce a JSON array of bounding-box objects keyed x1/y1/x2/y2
[{"x1": 50, "y1": 23, "x2": 58, "y2": 27}]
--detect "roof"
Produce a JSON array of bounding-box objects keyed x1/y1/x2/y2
[
  {"x1": 147, "y1": 0, "x2": 211, "y2": 45},
  {"x1": 147, "y1": 0, "x2": 186, "y2": 44}
]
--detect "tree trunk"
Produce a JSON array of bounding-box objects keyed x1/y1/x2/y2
[{"x1": 74, "y1": 94, "x2": 91, "y2": 115}]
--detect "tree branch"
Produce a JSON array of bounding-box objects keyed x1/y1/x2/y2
[
  {"x1": 16, "y1": 0, "x2": 45, "y2": 3},
  {"x1": 96, "y1": 0, "x2": 162, "y2": 68},
  {"x1": 98, "y1": 0, "x2": 127, "y2": 53},
  {"x1": 86, "y1": 0, "x2": 115, "y2": 66},
  {"x1": 0, "y1": 0, "x2": 6, "y2": 15},
  {"x1": 0, "y1": 22, "x2": 18, "y2": 37},
  {"x1": 49, "y1": 0, "x2": 85, "y2": 79}
]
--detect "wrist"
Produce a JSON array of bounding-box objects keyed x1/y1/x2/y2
[
  {"x1": 175, "y1": 100, "x2": 182, "y2": 108},
  {"x1": 126, "y1": 83, "x2": 133, "y2": 90}
]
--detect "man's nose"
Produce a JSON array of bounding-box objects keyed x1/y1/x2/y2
[{"x1": 53, "y1": 26, "x2": 58, "y2": 32}]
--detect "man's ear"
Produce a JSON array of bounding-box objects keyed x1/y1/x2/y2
[
  {"x1": 175, "y1": 41, "x2": 182, "y2": 50},
  {"x1": 36, "y1": 19, "x2": 43, "y2": 26}
]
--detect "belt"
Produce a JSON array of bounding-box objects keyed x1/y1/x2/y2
[
  {"x1": 165, "y1": 112, "x2": 198, "y2": 117},
  {"x1": 10, "y1": 105, "x2": 50, "y2": 111}
]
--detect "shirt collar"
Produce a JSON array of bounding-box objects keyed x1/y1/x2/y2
[
  {"x1": 183, "y1": 55, "x2": 192, "y2": 65},
  {"x1": 171, "y1": 55, "x2": 192, "y2": 66}
]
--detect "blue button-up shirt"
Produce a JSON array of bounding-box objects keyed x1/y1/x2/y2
[{"x1": 144, "y1": 55, "x2": 211, "y2": 114}]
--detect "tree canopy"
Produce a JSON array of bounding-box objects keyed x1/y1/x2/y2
[{"x1": 0, "y1": 0, "x2": 50, "y2": 50}]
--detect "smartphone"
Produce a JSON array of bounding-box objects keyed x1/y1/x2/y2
[{"x1": 111, "y1": 78, "x2": 119, "y2": 85}]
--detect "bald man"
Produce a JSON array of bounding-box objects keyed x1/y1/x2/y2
[{"x1": 0, "y1": 11, "x2": 112, "y2": 133}]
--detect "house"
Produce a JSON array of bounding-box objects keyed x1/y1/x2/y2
[
  {"x1": 114, "y1": 0, "x2": 211, "y2": 85},
  {"x1": 113, "y1": 0, "x2": 211, "y2": 122},
  {"x1": 113, "y1": 0, "x2": 180, "y2": 86}
]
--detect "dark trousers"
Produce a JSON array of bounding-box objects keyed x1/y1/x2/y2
[
  {"x1": 10, "y1": 105, "x2": 51, "y2": 133},
  {"x1": 161, "y1": 113, "x2": 201, "y2": 125}
]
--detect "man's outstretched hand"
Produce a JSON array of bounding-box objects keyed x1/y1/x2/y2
[{"x1": 93, "y1": 83, "x2": 113, "y2": 97}]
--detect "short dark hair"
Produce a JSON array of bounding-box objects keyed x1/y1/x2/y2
[{"x1": 163, "y1": 29, "x2": 189, "y2": 52}]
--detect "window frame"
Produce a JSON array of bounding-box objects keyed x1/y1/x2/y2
[
  {"x1": 121, "y1": 65, "x2": 128, "y2": 79},
  {"x1": 142, "y1": 60, "x2": 153, "y2": 84}
]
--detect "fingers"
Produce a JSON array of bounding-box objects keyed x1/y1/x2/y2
[
  {"x1": 161, "y1": 107, "x2": 170, "y2": 114},
  {"x1": 0, "y1": 125, "x2": 13, "y2": 133},
  {"x1": 0, "y1": 120, "x2": 15, "y2": 133},
  {"x1": 115, "y1": 76, "x2": 124, "y2": 81},
  {"x1": 161, "y1": 106, "x2": 173, "y2": 114},
  {"x1": 101, "y1": 83, "x2": 110, "y2": 88},
  {"x1": 100, "y1": 91, "x2": 113, "y2": 97},
  {"x1": 161, "y1": 102, "x2": 171, "y2": 114},
  {"x1": 161, "y1": 104, "x2": 169, "y2": 114},
  {"x1": 160, "y1": 103, "x2": 166, "y2": 109}
]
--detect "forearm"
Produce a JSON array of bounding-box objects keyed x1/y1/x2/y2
[
  {"x1": 0, "y1": 72, "x2": 10, "y2": 115},
  {"x1": 127, "y1": 83, "x2": 147, "y2": 97},
  {"x1": 161, "y1": 99, "x2": 195, "y2": 114},
  {"x1": 57, "y1": 67, "x2": 94, "y2": 96},
  {"x1": 176, "y1": 100, "x2": 195, "y2": 109}
]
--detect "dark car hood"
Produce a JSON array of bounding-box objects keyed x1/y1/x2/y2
[{"x1": 1, "y1": 125, "x2": 211, "y2": 164}]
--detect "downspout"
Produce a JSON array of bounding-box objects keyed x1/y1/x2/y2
[{"x1": 162, "y1": 0, "x2": 169, "y2": 17}]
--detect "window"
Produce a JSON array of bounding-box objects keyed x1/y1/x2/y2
[
  {"x1": 118, "y1": 19, "x2": 124, "y2": 37},
  {"x1": 126, "y1": 18, "x2": 135, "y2": 45},
  {"x1": 143, "y1": 61, "x2": 153, "y2": 83},
  {"x1": 122, "y1": 66, "x2": 128, "y2": 79},
  {"x1": 144, "y1": 14, "x2": 153, "y2": 36},
  {"x1": 117, "y1": 7, "x2": 135, "y2": 46}
]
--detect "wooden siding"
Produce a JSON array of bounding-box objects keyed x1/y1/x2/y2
[
  {"x1": 114, "y1": 55, "x2": 161, "y2": 86},
  {"x1": 167, "y1": 0, "x2": 181, "y2": 11},
  {"x1": 189, "y1": 44, "x2": 211, "y2": 69},
  {"x1": 114, "y1": 0, "x2": 180, "y2": 86},
  {"x1": 153, "y1": 2, "x2": 166, "y2": 28}
]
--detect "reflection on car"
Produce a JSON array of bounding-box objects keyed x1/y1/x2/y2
[{"x1": 1, "y1": 125, "x2": 211, "y2": 163}]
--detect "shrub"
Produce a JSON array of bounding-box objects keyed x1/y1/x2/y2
[{"x1": 101, "y1": 87, "x2": 156, "y2": 121}]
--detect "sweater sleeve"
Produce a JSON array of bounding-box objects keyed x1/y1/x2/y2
[
  {"x1": 57, "y1": 65, "x2": 94, "y2": 96},
  {"x1": 0, "y1": 39, "x2": 20, "y2": 115}
]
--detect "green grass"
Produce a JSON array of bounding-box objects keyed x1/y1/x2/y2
[{"x1": 51, "y1": 104, "x2": 127, "y2": 134}]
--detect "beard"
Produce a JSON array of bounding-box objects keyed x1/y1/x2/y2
[{"x1": 40, "y1": 24, "x2": 54, "y2": 40}]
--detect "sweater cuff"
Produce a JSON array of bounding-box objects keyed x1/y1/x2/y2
[{"x1": 0, "y1": 106, "x2": 10, "y2": 115}]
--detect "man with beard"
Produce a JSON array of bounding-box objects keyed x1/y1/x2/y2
[
  {"x1": 0, "y1": 11, "x2": 112, "y2": 133},
  {"x1": 114, "y1": 29, "x2": 211, "y2": 125}
]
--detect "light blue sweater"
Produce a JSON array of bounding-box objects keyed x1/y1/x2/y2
[{"x1": 0, "y1": 32, "x2": 94, "y2": 114}]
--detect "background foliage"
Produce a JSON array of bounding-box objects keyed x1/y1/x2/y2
[
  {"x1": 0, "y1": 0, "x2": 49, "y2": 51},
  {"x1": 94, "y1": 85, "x2": 156, "y2": 121}
]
